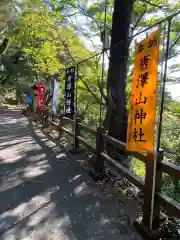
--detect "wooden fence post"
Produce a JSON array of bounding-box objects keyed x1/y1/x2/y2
[
  {"x1": 58, "y1": 116, "x2": 63, "y2": 137},
  {"x1": 153, "y1": 149, "x2": 164, "y2": 228},
  {"x1": 142, "y1": 153, "x2": 156, "y2": 231},
  {"x1": 141, "y1": 150, "x2": 164, "y2": 236},
  {"x1": 42, "y1": 114, "x2": 46, "y2": 126},
  {"x1": 44, "y1": 115, "x2": 49, "y2": 128},
  {"x1": 42, "y1": 108, "x2": 48, "y2": 128},
  {"x1": 69, "y1": 117, "x2": 80, "y2": 154},
  {"x1": 74, "y1": 117, "x2": 80, "y2": 151},
  {"x1": 94, "y1": 126, "x2": 106, "y2": 174}
]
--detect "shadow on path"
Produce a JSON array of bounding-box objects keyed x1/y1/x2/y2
[{"x1": 0, "y1": 109, "x2": 142, "y2": 240}]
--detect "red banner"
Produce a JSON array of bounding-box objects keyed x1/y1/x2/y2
[{"x1": 37, "y1": 83, "x2": 45, "y2": 109}]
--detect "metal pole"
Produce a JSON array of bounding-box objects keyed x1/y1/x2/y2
[
  {"x1": 152, "y1": 21, "x2": 167, "y2": 228},
  {"x1": 142, "y1": 24, "x2": 165, "y2": 231},
  {"x1": 144, "y1": 19, "x2": 171, "y2": 231},
  {"x1": 99, "y1": 0, "x2": 108, "y2": 126},
  {"x1": 156, "y1": 18, "x2": 171, "y2": 153},
  {"x1": 144, "y1": 22, "x2": 167, "y2": 231},
  {"x1": 150, "y1": 19, "x2": 171, "y2": 230},
  {"x1": 154, "y1": 21, "x2": 166, "y2": 176},
  {"x1": 99, "y1": 52, "x2": 105, "y2": 126},
  {"x1": 145, "y1": 18, "x2": 172, "y2": 231}
]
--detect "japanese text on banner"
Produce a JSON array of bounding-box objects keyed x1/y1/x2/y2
[
  {"x1": 126, "y1": 30, "x2": 160, "y2": 153},
  {"x1": 37, "y1": 83, "x2": 45, "y2": 110},
  {"x1": 64, "y1": 66, "x2": 75, "y2": 117}
]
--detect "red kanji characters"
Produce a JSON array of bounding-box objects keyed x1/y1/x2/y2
[
  {"x1": 132, "y1": 128, "x2": 146, "y2": 142},
  {"x1": 134, "y1": 109, "x2": 147, "y2": 124}
]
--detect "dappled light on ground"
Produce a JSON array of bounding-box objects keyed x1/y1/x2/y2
[{"x1": 0, "y1": 109, "x2": 142, "y2": 240}]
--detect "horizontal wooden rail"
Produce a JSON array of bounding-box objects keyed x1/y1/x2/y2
[
  {"x1": 61, "y1": 116, "x2": 74, "y2": 124},
  {"x1": 156, "y1": 192, "x2": 180, "y2": 218},
  {"x1": 33, "y1": 111, "x2": 180, "y2": 222},
  {"x1": 102, "y1": 133, "x2": 147, "y2": 164},
  {"x1": 77, "y1": 136, "x2": 96, "y2": 152},
  {"x1": 102, "y1": 151, "x2": 180, "y2": 219},
  {"x1": 160, "y1": 161, "x2": 180, "y2": 180},
  {"x1": 51, "y1": 121, "x2": 59, "y2": 129},
  {"x1": 61, "y1": 127, "x2": 74, "y2": 137},
  {"x1": 164, "y1": 149, "x2": 177, "y2": 155},
  {"x1": 78, "y1": 123, "x2": 96, "y2": 135},
  {"x1": 101, "y1": 152, "x2": 145, "y2": 190}
]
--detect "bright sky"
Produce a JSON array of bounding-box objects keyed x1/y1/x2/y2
[
  {"x1": 75, "y1": 6, "x2": 180, "y2": 100},
  {"x1": 167, "y1": 84, "x2": 180, "y2": 98},
  {"x1": 166, "y1": 55, "x2": 180, "y2": 99}
]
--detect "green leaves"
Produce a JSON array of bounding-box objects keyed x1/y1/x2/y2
[{"x1": 6, "y1": 0, "x2": 93, "y2": 77}]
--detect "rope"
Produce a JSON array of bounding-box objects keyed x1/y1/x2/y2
[
  {"x1": 76, "y1": 10, "x2": 180, "y2": 66},
  {"x1": 54, "y1": 10, "x2": 180, "y2": 83}
]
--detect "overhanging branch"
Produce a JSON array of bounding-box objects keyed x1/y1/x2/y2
[
  {"x1": 139, "y1": 0, "x2": 164, "y2": 9},
  {"x1": 169, "y1": 36, "x2": 180, "y2": 50},
  {"x1": 168, "y1": 49, "x2": 180, "y2": 60},
  {"x1": 79, "y1": 78, "x2": 102, "y2": 105},
  {"x1": 131, "y1": 4, "x2": 147, "y2": 35}
]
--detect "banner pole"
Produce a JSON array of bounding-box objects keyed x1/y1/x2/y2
[
  {"x1": 156, "y1": 19, "x2": 171, "y2": 153},
  {"x1": 75, "y1": 64, "x2": 79, "y2": 120},
  {"x1": 146, "y1": 19, "x2": 171, "y2": 231}
]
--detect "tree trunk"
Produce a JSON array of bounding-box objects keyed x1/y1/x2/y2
[
  {"x1": 106, "y1": 0, "x2": 134, "y2": 141},
  {"x1": 105, "y1": 0, "x2": 134, "y2": 166},
  {"x1": 0, "y1": 38, "x2": 8, "y2": 54}
]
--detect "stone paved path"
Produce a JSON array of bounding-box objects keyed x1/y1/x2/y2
[{"x1": 0, "y1": 109, "x2": 142, "y2": 240}]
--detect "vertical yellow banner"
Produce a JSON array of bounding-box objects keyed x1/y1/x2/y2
[{"x1": 126, "y1": 30, "x2": 160, "y2": 153}]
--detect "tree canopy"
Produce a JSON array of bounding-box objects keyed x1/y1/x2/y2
[{"x1": 0, "y1": 0, "x2": 180, "y2": 201}]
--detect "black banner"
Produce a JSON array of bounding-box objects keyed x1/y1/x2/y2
[{"x1": 64, "y1": 66, "x2": 75, "y2": 118}]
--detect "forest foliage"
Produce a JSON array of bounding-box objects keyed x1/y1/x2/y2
[{"x1": 0, "y1": 0, "x2": 180, "y2": 202}]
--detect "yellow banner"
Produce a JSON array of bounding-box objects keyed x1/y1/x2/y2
[{"x1": 126, "y1": 30, "x2": 160, "y2": 153}]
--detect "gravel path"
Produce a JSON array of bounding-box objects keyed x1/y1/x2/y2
[{"x1": 0, "y1": 109, "x2": 142, "y2": 240}]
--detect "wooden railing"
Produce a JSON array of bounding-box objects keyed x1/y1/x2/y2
[{"x1": 31, "y1": 112, "x2": 180, "y2": 235}]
